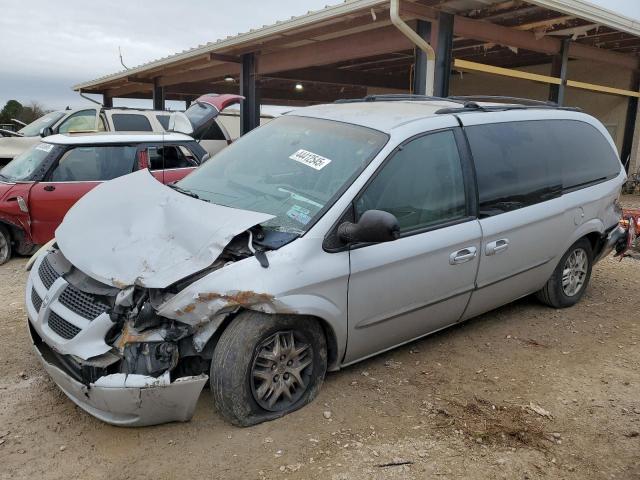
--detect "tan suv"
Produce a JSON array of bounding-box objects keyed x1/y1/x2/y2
[{"x1": 0, "y1": 107, "x2": 170, "y2": 166}]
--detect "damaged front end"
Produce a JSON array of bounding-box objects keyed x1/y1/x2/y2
[
  {"x1": 25, "y1": 169, "x2": 303, "y2": 426},
  {"x1": 26, "y1": 248, "x2": 209, "y2": 426},
  {"x1": 25, "y1": 225, "x2": 294, "y2": 426}
]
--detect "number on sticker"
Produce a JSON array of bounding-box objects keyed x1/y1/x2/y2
[{"x1": 289, "y1": 149, "x2": 332, "y2": 170}]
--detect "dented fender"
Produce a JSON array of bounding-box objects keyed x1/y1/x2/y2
[{"x1": 156, "y1": 237, "x2": 349, "y2": 367}]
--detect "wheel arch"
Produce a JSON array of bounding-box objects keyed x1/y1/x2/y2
[{"x1": 203, "y1": 308, "x2": 342, "y2": 372}]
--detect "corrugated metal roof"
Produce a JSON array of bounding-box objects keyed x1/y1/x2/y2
[{"x1": 74, "y1": 0, "x2": 640, "y2": 92}]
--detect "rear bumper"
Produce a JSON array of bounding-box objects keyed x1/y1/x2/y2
[
  {"x1": 594, "y1": 225, "x2": 628, "y2": 263},
  {"x1": 28, "y1": 325, "x2": 208, "y2": 426}
]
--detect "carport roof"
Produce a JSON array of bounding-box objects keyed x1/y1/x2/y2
[{"x1": 73, "y1": 0, "x2": 640, "y2": 101}]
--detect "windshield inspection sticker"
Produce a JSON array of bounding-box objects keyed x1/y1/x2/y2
[
  {"x1": 289, "y1": 149, "x2": 332, "y2": 170},
  {"x1": 287, "y1": 205, "x2": 312, "y2": 225},
  {"x1": 35, "y1": 143, "x2": 54, "y2": 153}
]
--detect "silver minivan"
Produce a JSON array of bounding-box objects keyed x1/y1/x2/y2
[{"x1": 24, "y1": 96, "x2": 627, "y2": 427}]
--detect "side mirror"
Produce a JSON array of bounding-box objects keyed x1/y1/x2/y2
[
  {"x1": 40, "y1": 126, "x2": 53, "y2": 137},
  {"x1": 338, "y1": 210, "x2": 400, "y2": 245}
]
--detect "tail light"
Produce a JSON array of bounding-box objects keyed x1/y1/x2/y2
[{"x1": 137, "y1": 149, "x2": 149, "y2": 170}]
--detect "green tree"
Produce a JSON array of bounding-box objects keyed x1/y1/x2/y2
[{"x1": 0, "y1": 100, "x2": 23, "y2": 125}]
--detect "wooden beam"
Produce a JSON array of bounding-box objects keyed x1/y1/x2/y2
[
  {"x1": 264, "y1": 66, "x2": 408, "y2": 89},
  {"x1": 107, "y1": 82, "x2": 153, "y2": 98},
  {"x1": 453, "y1": 59, "x2": 562, "y2": 85},
  {"x1": 209, "y1": 53, "x2": 242, "y2": 63},
  {"x1": 158, "y1": 63, "x2": 241, "y2": 87},
  {"x1": 258, "y1": 25, "x2": 413, "y2": 74},
  {"x1": 127, "y1": 76, "x2": 155, "y2": 84},
  {"x1": 566, "y1": 79, "x2": 640, "y2": 98},
  {"x1": 404, "y1": 2, "x2": 639, "y2": 70}
]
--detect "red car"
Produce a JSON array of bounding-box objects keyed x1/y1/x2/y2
[{"x1": 0, "y1": 94, "x2": 243, "y2": 264}]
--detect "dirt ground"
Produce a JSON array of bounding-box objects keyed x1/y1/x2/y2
[{"x1": 1, "y1": 197, "x2": 639, "y2": 480}]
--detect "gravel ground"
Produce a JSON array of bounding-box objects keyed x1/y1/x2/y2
[{"x1": 1, "y1": 196, "x2": 639, "y2": 480}]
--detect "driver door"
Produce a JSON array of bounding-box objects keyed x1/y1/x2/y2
[{"x1": 345, "y1": 129, "x2": 481, "y2": 363}]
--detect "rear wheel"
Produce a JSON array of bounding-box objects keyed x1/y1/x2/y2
[
  {"x1": 0, "y1": 225, "x2": 12, "y2": 265},
  {"x1": 536, "y1": 238, "x2": 593, "y2": 308},
  {"x1": 211, "y1": 311, "x2": 327, "y2": 426}
]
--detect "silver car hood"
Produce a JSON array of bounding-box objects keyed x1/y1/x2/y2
[{"x1": 55, "y1": 170, "x2": 274, "y2": 289}]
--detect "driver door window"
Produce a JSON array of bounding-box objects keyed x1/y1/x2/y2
[
  {"x1": 57, "y1": 110, "x2": 99, "y2": 134},
  {"x1": 355, "y1": 130, "x2": 467, "y2": 234},
  {"x1": 50, "y1": 146, "x2": 137, "y2": 181}
]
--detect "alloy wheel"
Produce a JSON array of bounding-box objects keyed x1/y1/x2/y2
[
  {"x1": 250, "y1": 330, "x2": 313, "y2": 412},
  {"x1": 562, "y1": 247, "x2": 588, "y2": 297}
]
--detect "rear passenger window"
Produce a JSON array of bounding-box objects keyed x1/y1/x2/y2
[
  {"x1": 156, "y1": 115, "x2": 170, "y2": 130},
  {"x1": 553, "y1": 120, "x2": 621, "y2": 190},
  {"x1": 356, "y1": 130, "x2": 467, "y2": 233},
  {"x1": 50, "y1": 146, "x2": 136, "y2": 181},
  {"x1": 466, "y1": 121, "x2": 562, "y2": 217},
  {"x1": 111, "y1": 114, "x2": 153, "y2": 132}
]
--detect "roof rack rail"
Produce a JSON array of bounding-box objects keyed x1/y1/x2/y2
[
  {"x1": 435, "y1": 99, "x2": 582, "y2": 115},
  {"x1": 447, "y1": 95, "x2": 558, "y2": 107},
  {"x1": 334, "y1": 94, "x2": 467, "y2": 105}
]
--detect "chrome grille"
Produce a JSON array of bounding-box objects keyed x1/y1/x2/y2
[
  {"x1": 38, "y1": 257, "x2": 60, "y2": 290},
  {"x1": 31, "y1": 288, "x2": 43, "y2": 312},
  {"x1": 48, "y1": 311, "x2": 81, "y2": 340},
  {"x1": 59, "y1": 285, "x2": 107, "y2": 320}
]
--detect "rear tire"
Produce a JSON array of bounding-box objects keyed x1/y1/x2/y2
[
  {"x1": 211, "y1": 311, "x2": 327, "y2": 426},
  {"x1": 0, "y1": 225, "x2": 12, "y2": 265},
  {"x1": 536, "y1": 238, "x2": 593, "y2": 308}
]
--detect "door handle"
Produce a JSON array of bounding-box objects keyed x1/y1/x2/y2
[
  {"x1": 449, "y1": 246, "x2": 477, "y2": 265},
  {"x1": 485, "y1": 238, "x2": 509, "y2": 256},
  {"x1": 43, "y1": 185, "x2": 56, "y2": 192}
]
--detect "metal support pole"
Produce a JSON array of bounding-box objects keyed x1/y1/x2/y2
[
  {"x1": 621, "y1": 72, "x2": 640, "y2": 172},
  {"x1": 434, "y1": 12, "x2": 454, "y2": 97},
  {"x1": 241, "y1": 53, "x2": 260, "y2": 136},
  {"x1": 153, "y1": 80, "x2": 165, "y2": 111},
  {"x1": 412, "y1": 20, "x2": 432, "y2": 95},
  {"x1": 102, "y1": 94, "x2": 113, "y2": 108},
  {"x1": 549, "y1": 38, "x2": 570, "y2": 105}
]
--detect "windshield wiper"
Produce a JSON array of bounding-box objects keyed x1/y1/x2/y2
[{"x1": 168, "y1": 183, "x2": 200, "y2": 199}]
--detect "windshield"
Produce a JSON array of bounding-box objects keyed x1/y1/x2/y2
[
  {"x1": 0, "y1": 143, "x2": 54, "y2": 181},
  {"x1": 178, "y1": 116, "x2": 387, "y2": 234},
  {"x1": 18, "y1": 112, "x2": 65, "y2": 136}
]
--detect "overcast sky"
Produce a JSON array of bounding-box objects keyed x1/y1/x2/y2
[{"x1": 1, "y1": 0, "x2": 638, "y2": 112}]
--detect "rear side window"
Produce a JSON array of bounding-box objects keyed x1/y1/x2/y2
[
  {"x1": 156, "y1": 115, "x2": 170, "y2": 130},
  {"x1": 111, "y1": 114, "x2": 153, "y2": 132},
  {"x1": 554, "y1": 121, "x2": 621, "y2": 190},
  {"x1": 50, "y1": 146, "x2": 136, "y2": 181},
  {"x1": 466, "y1": 121, "x2": 562, "y2": 217},
  {"x1": 467, "y1": 120, "x2": 620, "y2": 217}
]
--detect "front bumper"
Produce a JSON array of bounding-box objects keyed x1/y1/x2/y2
[
  {"x1": 29, "y1": 327, "x2": 207, "y2": 426},
  {"x1": 26, "y1": 253, "x2": 208, "y2": 427}
]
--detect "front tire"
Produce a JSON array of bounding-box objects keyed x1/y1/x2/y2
[
  {"x1": 536, "y1": 238, "x2": 593, "y2": 308},
  {"x1": 0, "y1": 225, "x2": 12, "y2": 265},
  {"x1": 211, "y1": 311, "x2": 327, "y2": 426}
]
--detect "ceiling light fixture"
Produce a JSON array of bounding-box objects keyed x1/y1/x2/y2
[
  {"x1": 295, "y1": 83, "x2": 304, "y2": 91},
  {"x1": 224, "y1": 75, "x2": 235, "y2": 82}
]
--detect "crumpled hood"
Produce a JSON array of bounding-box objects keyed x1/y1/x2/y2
[{"x1": 56, "y1": 169, "x2": 274, "y2": 289}]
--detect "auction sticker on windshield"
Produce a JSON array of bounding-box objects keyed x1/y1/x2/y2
[
  {"x1": 35, "y1": 143, "x2": 54, "y2": 153},
  {"x1": 289, "y1": 149, "x2": 332, "y2": 170}
]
